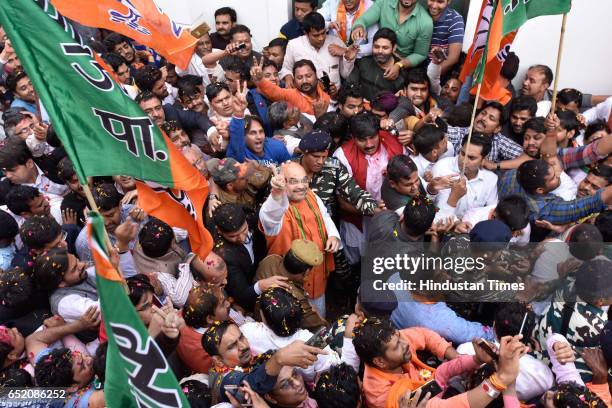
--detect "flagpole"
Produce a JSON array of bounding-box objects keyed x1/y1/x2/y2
[
  {"x1": 550, "y1": 13, "x2": 568, "y2": 113},
  {"x1": 461, "y1": 81, "x2": 483, "y2": 178},
  {"x1": 81, "y1": 183, "x2": 114, "y2": 250}
]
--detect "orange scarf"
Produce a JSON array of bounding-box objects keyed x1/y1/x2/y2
[
  {"x1": 335, "y1": 0, "x2": 365, "y2": 43},
  {"x1": 264, "y1": 191, "x2": 334, "y2": 298}
]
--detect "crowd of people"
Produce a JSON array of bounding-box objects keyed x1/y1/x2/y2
[{"x1": 0, "y1": 0, "x2": 611, "y2": 407}]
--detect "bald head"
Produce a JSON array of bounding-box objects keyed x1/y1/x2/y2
[{"x1": 282, "y1": 162, "x2": 307, "y2": 179}]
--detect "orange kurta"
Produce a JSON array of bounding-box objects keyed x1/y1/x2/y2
[
  {"x1": 264, "y1": 191, "x2": 334, "y2": 299},
  {"x1": 257, "y1": 79, "x2": 331, "y2": 116},
  {"x1": 362, "y1": 327, "x2": 451, "y2": 408}
]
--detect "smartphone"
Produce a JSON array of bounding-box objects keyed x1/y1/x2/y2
[
  {"x1": 305, "y1": 327, "x2": 332, "y2": 349},
  {"x1": 237, "y1": 42, "x2": 247, "y2": 50},
  {"x1": 477, "y1": 339, "x2": 498, "y2": 361},
  {"x1": 320, "y1": 72, "x2": 331, "y2": 94},
  {"x1": 410, "y1": 380, "x2": 443, "y2": 402},
  {"x1": 224, "y1": 385, "x2": 252, "y2": 407}
]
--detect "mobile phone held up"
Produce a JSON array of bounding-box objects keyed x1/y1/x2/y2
[
  {"x1": 320, "y1": 72, "x2": 332, "y2": 94},
  {"x1": 477, "y1": 339, "x2": 498, "y2": 361},
  {"x1": 410, "y1": 380, "x2": 443, "y2": 403},
  {"x1": 305, "y1": 326, "x2": 332, "y2": 349},
  {"x1": 224, "y1": 385, "x2": 252, "y2": 407}
]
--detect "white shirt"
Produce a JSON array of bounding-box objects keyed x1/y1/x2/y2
[
  {"x1": 156, "y1": 262, "x2": 194, "y2": 308},
  {"x1": 175, "y1": 52, "x2": 211, "y2": 86},
  {"x1": 461, "y1": 205, "x2": 531, "y2": 245},
  {"x1": 25, "y1": 165, "x2": 67, "y2": 225},
  {"x1": 432, "y1": 156, "x2": 498, "y2": 223},
  {"x1": 318, "y1": 0, "x2": 378, "y2": 57},
  {"x1": 410, "y1": 141, "x2": 454, "y2": 189},
  {"x1": 457, "y1": 341, "x2": 554, "y2": 402},
  {"x1": 240, "y1": 321, "x2": 359, "y2": 381},
  {"x1": 583, "y1": 96, "x2": 612, "y2": 125},
  {"x1": 536, "y1": 100, "x2": 552, "y2": 117},
  {"x1": 162, "y1": 83, "x2": 177, "y2": 105},
  {"x1": 259, "y1": 191, "x2": 340, "y2": 240},
  {"x1": 280, "y1": 34, "x2": 355, "y2": 89},
  {"x1": 550, "y1": 171, "x2": 577, "y2": 201}
]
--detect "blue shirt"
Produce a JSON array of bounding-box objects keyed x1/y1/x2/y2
[
  {"x1": 389, "y1": 274, "x2": 496, "y2": 344},
  {"x1": 228, "y1": 117, "x2": 291, "y2": 166},
  {"x1": 0, "y1": 244, "x2": 15, "y2": 271},
  {"x1": 279, "y1": 19, "x2": 304, "y2": 40},
  {"x1": 10, "y1": 98, "x2": 37, "y2": 114},
  {"x1": 430, "y1": 7, "x2": 465, "y2": 50},
  {"x1": 498, "y1": 169, "x2": 607, "y2": 224}
]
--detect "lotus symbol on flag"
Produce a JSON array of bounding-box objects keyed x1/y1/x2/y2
[{"x1": 109, "y1": 0, "x2": 151, "y2": 36}]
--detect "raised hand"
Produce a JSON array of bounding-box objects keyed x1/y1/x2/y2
[
  {"x1": 350, "y1": 25, "x2": 365, "y2": 43},
  {"x1": 250, "y1": 56, "x2": 264, "y2": 84},
  {"x1": 258, "y1": 275, "x2": 291, "y2": 292},
  {"x1": 232, "y1": 80, "x2": 249, "y2": 118},
  {"x1": 397, "y1": 130, "x2": 414, "y2": 147},
  {"x1": 344, "y1": 44, "x2": 359, "y2": 61},
  {"x1": 62, "y1": 208, "x2": 77, "y2": 225},
  {"x1": 269, "y1": 164, "x2": 286, "y2": 199},
  {"x1": 312, "y1": 98, "x2": 329, "y2": 119}
]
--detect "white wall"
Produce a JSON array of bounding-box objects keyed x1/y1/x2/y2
[
  {"x1": 154, "y1": 0, "x2": 291, "y2": 52},
  {"x1": 464, "y1": 0, "x2": 612, "y2": 95}
]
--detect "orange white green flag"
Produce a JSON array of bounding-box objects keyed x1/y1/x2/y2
[{"x1": 87, "y1": 212, "x2": 190, "y2": 407}]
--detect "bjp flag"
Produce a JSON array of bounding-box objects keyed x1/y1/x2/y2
[
  {"x1": 135, "y1": 179, "x2": 213, "y2": 260},
  {"x1": 50, "y1": 0, "x2": 197, "y2": 69},
  {"x1": 460, "y1": 0, "x2": 516, "y2": 104}
]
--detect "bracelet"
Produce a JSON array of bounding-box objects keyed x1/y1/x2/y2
[
  {"x1": 482, "y1": 380, "x2": 501, "y2": 399},
  {"x1": 208, "y1": 194, "x2": 219, "y2": 200},
  {"x1": 395, "y1": 61, "x2": 404, "y2": 69},
  {"x1": 488, "y1": 374, "x2": 507, "y2": 391}
]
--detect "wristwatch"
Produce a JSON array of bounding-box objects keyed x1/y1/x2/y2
[
  {"x1": 482, "y1": 380, "x2": 501, "y2": 399},
  {"x1": 395, "y1": 61, "x2": 404, "y2": 69},
  {"x1": 496, "y1": 162, "x2": 501, "y2": 171}
]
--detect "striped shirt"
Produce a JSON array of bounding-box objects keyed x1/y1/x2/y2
[
  {"x1": 498, "y1": 170, "x2": 606, "y2": 224},
  {"x1": 430, "y1": 7, "x2": 464, "y2": 54}
]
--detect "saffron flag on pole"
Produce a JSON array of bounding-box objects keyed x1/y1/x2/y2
[
  {"x1": 87, "y1": 213, "x2": 190, "y2": 408},
  {"x1": 135, "y1": 179, "x2": 213, "y2": 259},
  {"x1": 50, "y1": 0, "x2": 197, "y2": 69},
  {"x1": 460, "y1": 0, "x2": 516, "y2": 104},
  {"x1": 0, "y1": 0, "x2": 213, "y2": 258},
  {"x1": 461, "y1": 0, "x2": 572, "y2": 104}
]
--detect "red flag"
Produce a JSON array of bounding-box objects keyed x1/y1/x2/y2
[{"x1": 50, "y1": 0, "x2": 197, "y2": 69}]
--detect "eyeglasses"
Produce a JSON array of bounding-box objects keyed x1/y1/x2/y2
[
  {"x1": 287, "y1": 177, "x2": 309, "y2": 185},
  {"x1": 16, "y1": 122, "x2": 36, "y2": 137}
]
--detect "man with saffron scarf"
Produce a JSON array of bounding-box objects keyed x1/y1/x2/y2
[
  {"x1": 259, "y1": 162, "x2": 341, "y2": 319},
  {"x1": 320, "y1": 0, "x2": 378, "y2": 58},
  {"x1": 333, "y1": 111, "x2": 404, "y2": 264}
]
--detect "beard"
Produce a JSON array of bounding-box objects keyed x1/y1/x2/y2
[
  {"x1": 373, "y1": 53, "x2": 392, "y2": 64},
  {"x1": 299, "y1": 82, "x2": 314, "y2": 93}
]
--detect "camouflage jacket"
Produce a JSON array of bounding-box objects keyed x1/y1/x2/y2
[
  {"x1": 534, "y1": 300, "x2": 609, "y2": 382},
  {"x1": 295, "y1": 156, "x2": 378, "y2": 220}
]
